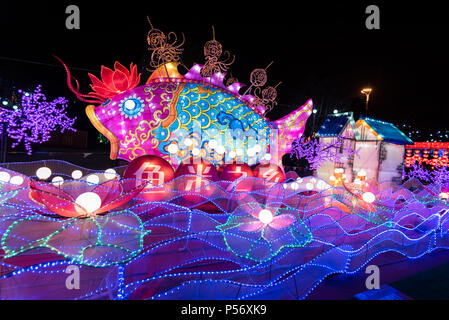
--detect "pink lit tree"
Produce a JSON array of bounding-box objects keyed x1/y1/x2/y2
[
  {"x1": 289, "y1": 136, "x2": 356, "y2": 171},
  {"x1": 0, "y1": 85, "x2": 76, "y2": 155}
]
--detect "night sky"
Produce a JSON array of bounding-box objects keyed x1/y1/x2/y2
[{"x1": 1, "y1": 1, "x2": 449, "y2": 148}]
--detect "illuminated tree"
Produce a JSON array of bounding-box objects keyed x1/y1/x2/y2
[
  {"x1": 0, "y1": 85, "x2": 76, "y2": 155},
  {"x1": 404, "y1": 163, "x2": 432, "y2": 183},
  {"x1": 289, "y1": 136, "x2": 356, "y2": 171}
]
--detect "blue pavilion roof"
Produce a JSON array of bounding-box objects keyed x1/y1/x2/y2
[
  {"x1": 316, "y1": 112, "x2": 358, "y2": 138},
  {"x1": 360, "y1": 117, "x2": 413, "y2": 145}
]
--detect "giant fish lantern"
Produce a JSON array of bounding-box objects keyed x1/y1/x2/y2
[{"x1": 58, "y1": 58, "x2": 313, "y2": 169}]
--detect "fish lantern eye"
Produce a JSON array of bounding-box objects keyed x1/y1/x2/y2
[
  {"x1": 124, "y1": 99, "x2": 137, "y2": 110},
  {"x1": 120, "y1": 95, "x2": 144, "y2": 119}
]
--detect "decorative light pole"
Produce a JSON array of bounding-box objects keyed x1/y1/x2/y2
[{"x1": 361, "y1": 88, "x2": 372, "y2": 114}]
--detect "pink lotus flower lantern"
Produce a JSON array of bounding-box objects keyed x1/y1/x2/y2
[{"x1": 29, "y1": 174, "x2": 146, "y2": 218}]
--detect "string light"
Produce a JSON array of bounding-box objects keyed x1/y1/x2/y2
[
  {"x1": 71, "y1": 170, "x2": 83, "y2": 179},
  {"x1": 9, "y1": 175, "x2": 24, "y2": 185},
  {"x1": 36, "y1": 167, "x2": 52, "y2": 180},
  {"x1": 104, "y1": 168, "x2": 117, "y2": 180},
  {"x1": 0, "y1": 171, "x2": 11, "y2": 182},
  {"x1": 51, "y1": 176, "x2": 64, "y2": 186},
  {"x1": 86, "y1": 174, "x2": 100, "y2": 185}
]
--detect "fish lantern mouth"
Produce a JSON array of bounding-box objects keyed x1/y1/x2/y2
[
  {"x1": 29, "y1": 176, "x2": 146, "y2": 218},
  {"x1": 85, "y1": 104, "x2": 120, "y2": 160}
]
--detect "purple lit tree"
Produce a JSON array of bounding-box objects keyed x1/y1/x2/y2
[
  {"x1": 0, "y1": 85, "x2": 76, "y2": 155},
  {"x1": 403, "y1": 163, "x2": 432, "y2": 183},
  {"x1": 402, "y1": 162, "x2": 449, "y2": 186},
  {"x1": 289, "y1": 136, "x2": 356, "y2": 171},
  {"x1": 432, "y1": 165, "x2": 449, "y2": 186}
]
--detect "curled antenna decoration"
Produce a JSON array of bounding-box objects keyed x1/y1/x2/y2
[
  {"x1": 226, "y1": 73, "x2": 239, "y2": 87},
  {"x1": 243, "y1": 61, "x2": 272, "y2": 96},
  {"x1": 146, "y1": 17, "x2": 185, "y2": 70},
  {"x1": 201, "y1": 26, "x2": 235, "y2": 78},
  {"x1": 261, "y1": 81, "x2": 281, "y2": 114},
  {"x1": 243, "y1": 62, "x2": 281, "y2": 115},
  {"x1": 241, "y1": 62, "x2": 274, "y2": 114},
  {"x1": 54, "y1": 55, "x2": 105, "y2": 104}
]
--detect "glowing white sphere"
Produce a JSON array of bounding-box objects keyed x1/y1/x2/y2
[
  {"x1": 86, "y1": 174, "x2": 100, "y2": 185},
  {"x1": 192, "y1": 148, "x2": 200, "y2": 156},
  {"x1": 216, "y1": 146, "x2": 225, "y2": 155},
  {"x1": 247, "y1": 148, "x2": 256, "y2": 157},
  {"x1": 229, "y1": 151, "x2": 236, "y2": 159},
  {"x1": 209, "y1": 139, "x2": 218, "y2": 149},
  {"x1": 291, "y1": 182, "x2": 299, "y2": 191},
  {"x1": 362, "y1": 192, "x2": 376, "y2": 203},
  {"x1": 168, "y1": 143, "x2": 179, "y2": 154},
  {"x1": 258, "y1": 209, "x2": 273, "y2": 224},
  {"x1": 36, "y1": 167, "x2": 52, "y2": 180},
  {"x1": 329, "y1": 175, "x2": 336, "y2": 181},
  {"x1": 264, "y1": 153, "x2": 272, "y2": 161},
  {"x1": 124, "y1": 99, "x2": 136, "y2": 110},
  {"x1": 71, "y1": 170, "x2": 83, "y2": 180},
  {"x1": 306, "y1": 183, "x2": 314, "y2": 190},
  {"x1": 52, "y1": 176, "x2": 64, "y2": 186},
  {"x1": 75, "y1": 192, "x2": 102, "y2": 214},
  {"x1": 0, "y1": 171, "x2": 11, "y2": 183},
  {"x1": 254, "y1": 145, "x2": 262, "y2": 153},
  {"x1": 439, "y1": 192, "x2": 449, "y2": 200},
  {"x1": 104, "y1": 168, "x2": 117, "y2": 180},
  {"x1": 236, "y1": 148, "x2": 244, "y2": 157},
  {"x1": 358, "y1": 169, "x2": 367, "y2": 176},
  {"x1": 316, "y1": 180, "x2": 327, "y2": 190},
  {"x1": 10, "y1": 175, "x2": 24, "y2": 185},
  {"x1": 184, "y1": 138, "x2": 193, "y2": 147}
]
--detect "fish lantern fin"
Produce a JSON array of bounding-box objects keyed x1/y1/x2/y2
[
  {"x1": 146, "y1": 62, "x2": 184, "y2": 84},
  {"x1": 272, "y1": 99, "x2": 313, "y2": 156}
]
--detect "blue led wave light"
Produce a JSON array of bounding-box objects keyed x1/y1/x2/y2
[{"x1": 0, "y1": 161, "x2": 449, "y2": 299}]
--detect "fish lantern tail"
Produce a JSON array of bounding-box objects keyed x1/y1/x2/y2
[{"x1": 272, "y1": 99, "x2": 313, "y2": 161}]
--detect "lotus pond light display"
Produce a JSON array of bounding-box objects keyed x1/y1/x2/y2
[{"x1": 1, "y1": 19, "x2": 449, "y2": 301}]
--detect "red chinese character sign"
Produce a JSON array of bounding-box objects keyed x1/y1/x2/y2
[
  {"x1": 253, "y1": 163, "x2": 285, "y2": 188},
  {"x1": 124, "y1": 155, "x2": 175, "y2": 201},
  {"x1": 175, "y1": 158, "x2": 218, "y2": 202},
  {"x1": 220, "y1": 162, "x2": 254, "y2": 194}
]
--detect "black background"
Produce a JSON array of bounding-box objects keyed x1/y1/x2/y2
[{"x1": 1, "y1": 1, "x2": 448, "y2": 147}]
